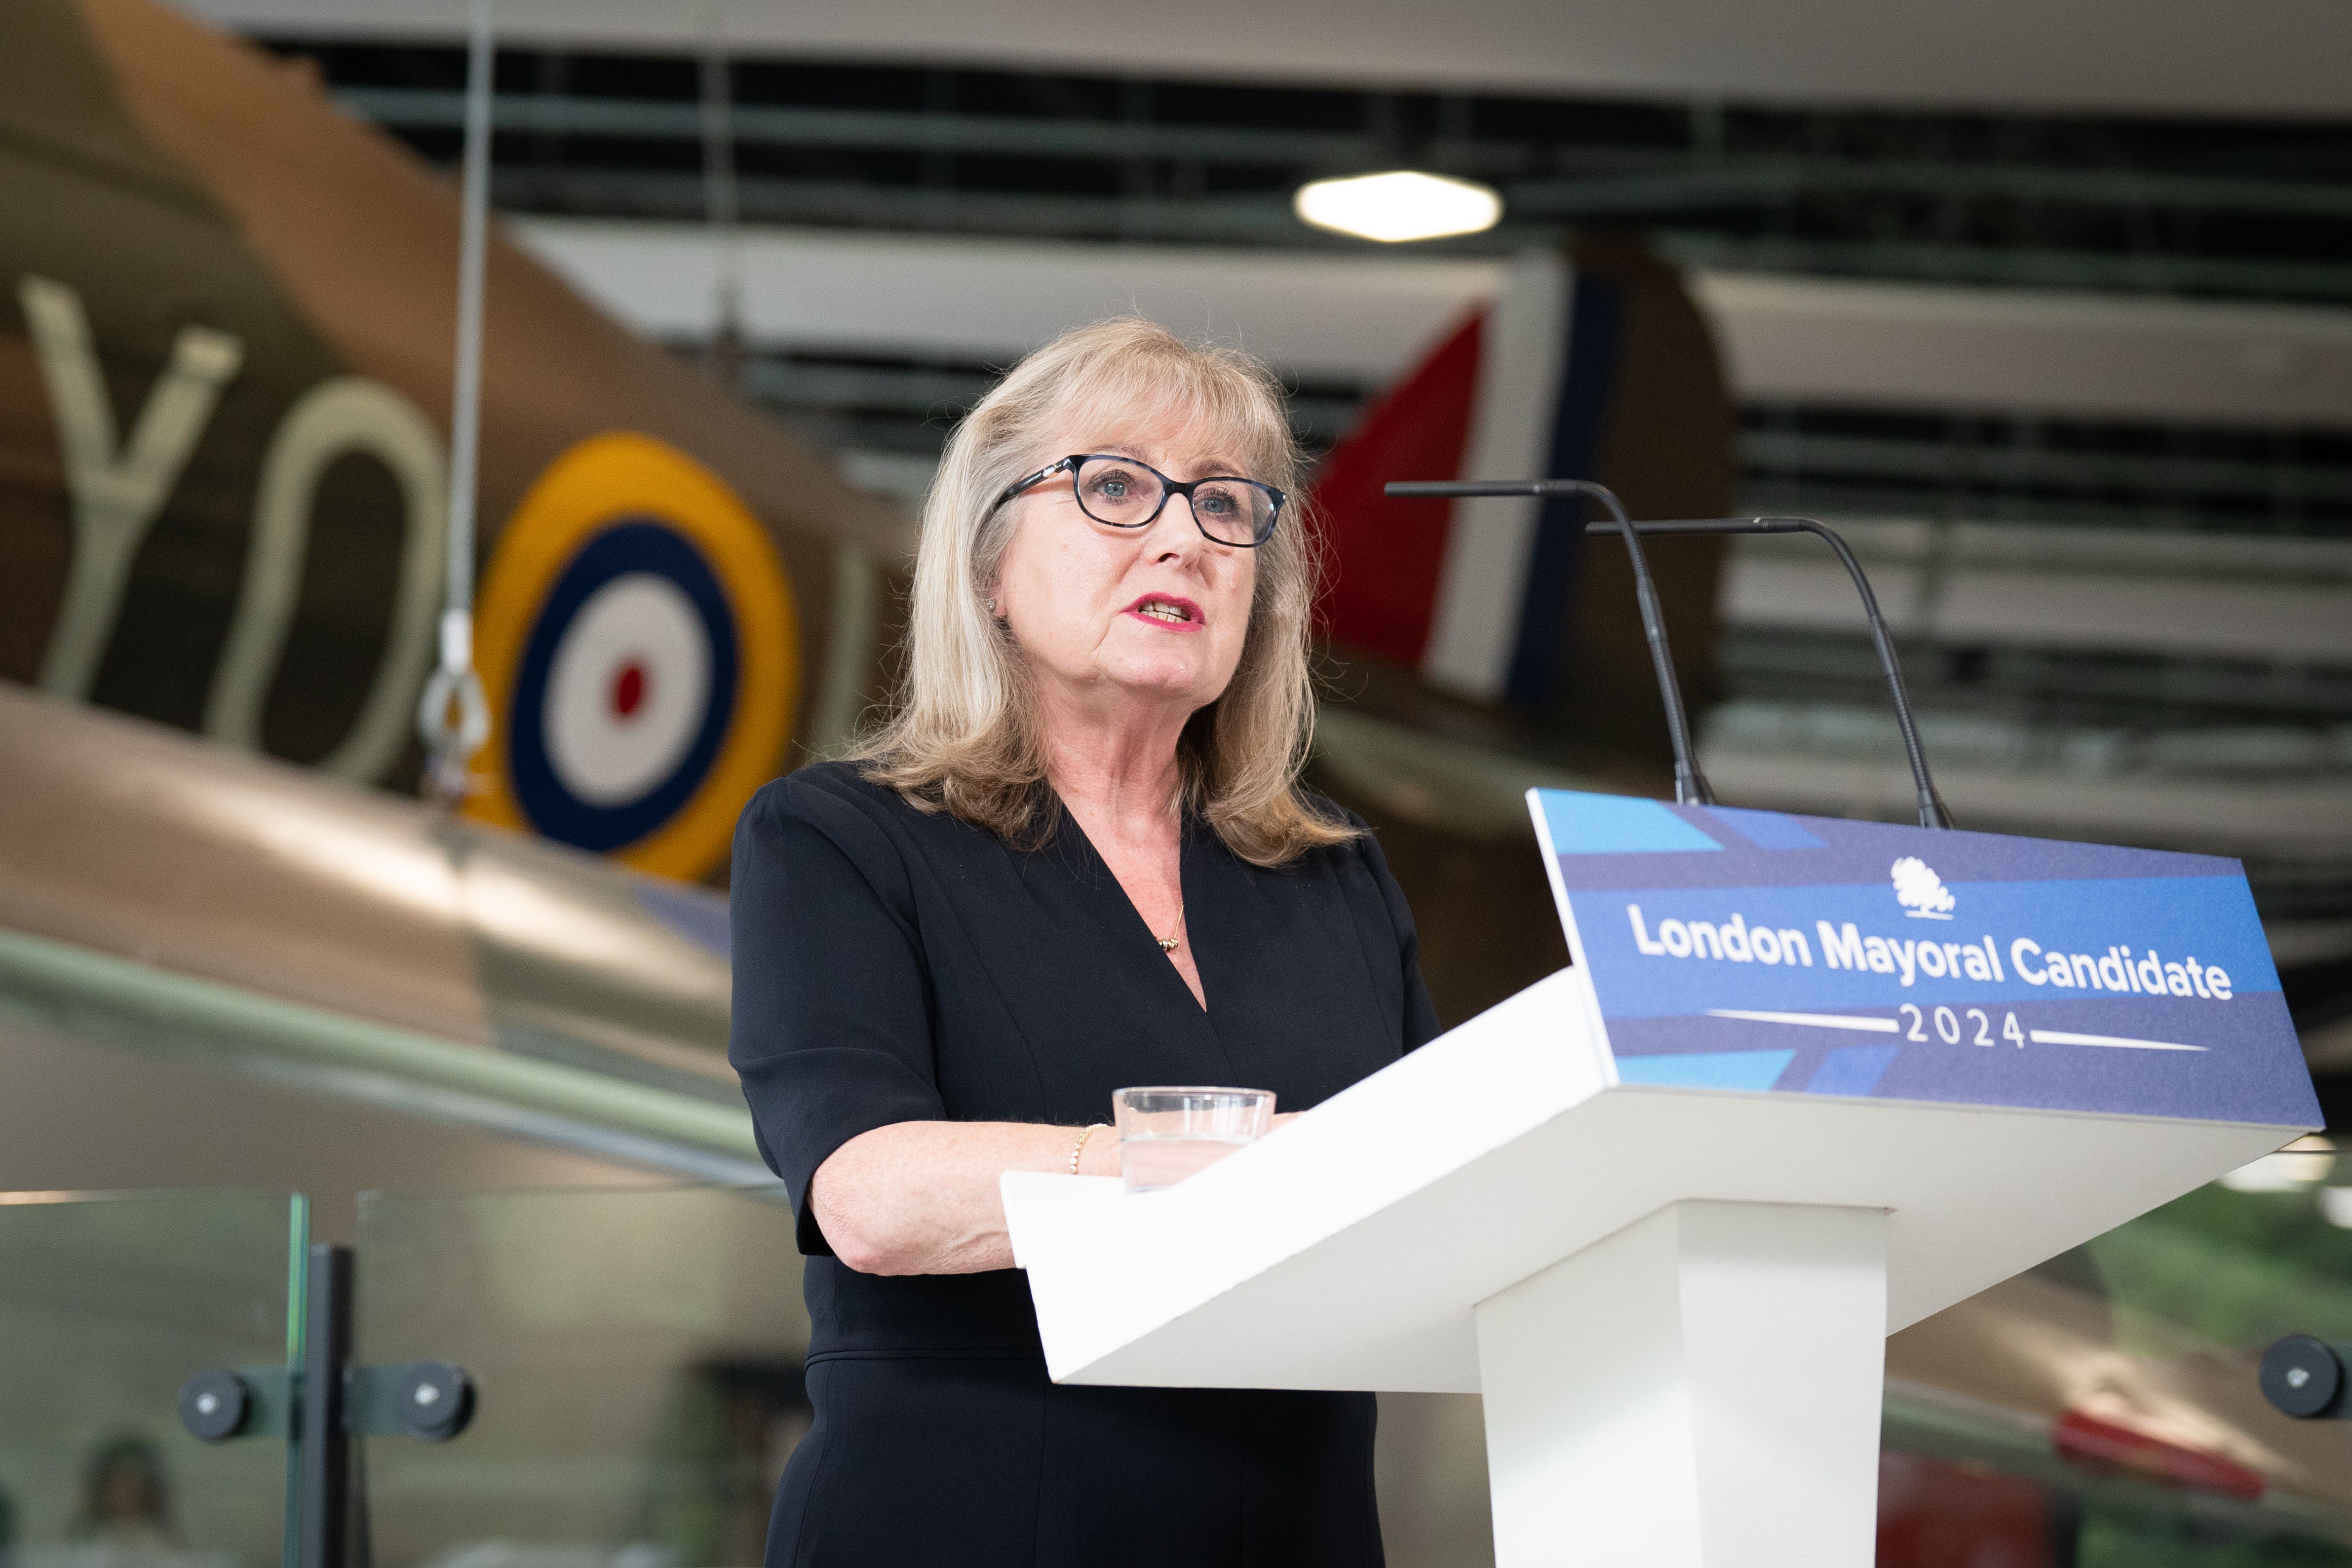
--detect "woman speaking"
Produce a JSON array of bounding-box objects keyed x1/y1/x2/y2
[{"x1": 729, "y1": 317, "x2": 1441, "y2": 1566}]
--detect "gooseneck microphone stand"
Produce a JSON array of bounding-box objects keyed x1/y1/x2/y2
[
  {"x1": 1382, "y1": 481, "x2": 1955, "y2": 830},
  {"x1": 1611, "y1": 515, "x2": 1952, "y2": 829},
  {"x1": 1386, "y1": 478, "x2": 1716, "y2": 809}
]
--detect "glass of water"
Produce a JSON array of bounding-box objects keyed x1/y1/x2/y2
[{"x1": 1112, "y1": 1086, "x2": 1275, "y2": 1192}]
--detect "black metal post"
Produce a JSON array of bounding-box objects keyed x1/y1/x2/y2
[
  {"x1": 300, "y1": 1243, "x2": 352, "y2": 1568},
  {"x1": 181, "y1": 1243, "x2": 472, "y2": 1568}
]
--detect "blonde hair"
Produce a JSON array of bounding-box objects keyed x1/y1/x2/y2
[{"x1": 854, "y1": 317, "x2": 1353, "y2": 866}]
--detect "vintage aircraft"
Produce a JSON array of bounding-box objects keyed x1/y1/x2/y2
[
  {"x1": 2, "y1": 0, "x2": 908, "y2": 883},
  {"x1": 1, "y1": 0, "x2": 1724, "y2": 939}
]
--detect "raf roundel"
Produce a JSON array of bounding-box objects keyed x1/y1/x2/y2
[{"x1": 467, "y1": 433, "x2": 798, "y2": 880}]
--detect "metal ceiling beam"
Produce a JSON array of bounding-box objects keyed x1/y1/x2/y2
[
  {"x1": 1739, "y1": 431, "x2": 2352, "y2": 510},
  {"x1": 1659, "y1": 232, "x2": 2352, "y2": 303},
  {"x1": 1511, "y1": 160, "x2": 2352, "y2": 221},
  {"x1": 1735, "y1": 477, "x2": 2347, "y2": 537},
  {"x1": 337, "y1": 86, "x2": 1441, "y2": 171},
  {"x1": 347, "y1": 86, "x2": 2352, "y2": 220},
  {"x1": 491, "y1": 167, "x2": 1332, "y2": 243}
]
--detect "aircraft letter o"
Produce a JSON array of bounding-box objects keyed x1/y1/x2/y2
[{"x1": 203, "y1": 377, "x2": 447, "y2": 783}]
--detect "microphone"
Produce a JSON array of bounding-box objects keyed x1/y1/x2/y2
[
  {"x1": 1594, "y1": 517, "x2": 1952, "y2": 830},
  {"x1": 1381, "y1": 484, "x2": 1955, "y2": 829},
  {"x1": 1384, "y1": 478, "x2": 1713, "y2": 808}
]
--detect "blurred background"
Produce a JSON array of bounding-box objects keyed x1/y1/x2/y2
[{"x1": 1, "y1": 0, "x2": 2349, "y2": 1563}]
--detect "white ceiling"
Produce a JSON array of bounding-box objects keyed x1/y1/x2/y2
[
  {"x1": 516, "y1": 219, "x2": 2352, "y2": 429},
  {"x1": 180, "y1": 0, "x2": 2352, "y2": 120},
  {"x1": 515, "y1": 219, "x2": 1497, "y2": 383}
]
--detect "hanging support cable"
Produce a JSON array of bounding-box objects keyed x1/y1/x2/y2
[
  {"x1": 418, "y1": 0, "x2": 495, "y2": 805},
  {"x1": 699, "y1": 8, "x2": 745, "y2": 388}
]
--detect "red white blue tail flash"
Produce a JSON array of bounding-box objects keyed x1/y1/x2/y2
[{"x1": 1313, "y1": 252, "x2": 1627, "y2": 707}]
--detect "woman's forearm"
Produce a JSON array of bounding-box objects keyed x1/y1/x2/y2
[{"x1": 809, "y1": 1119, "x2": 1118, "y2": 1275}]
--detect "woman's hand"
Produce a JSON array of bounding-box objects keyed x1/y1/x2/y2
[{"x1": 810, "y1": 1109, "x2": 1300, "y2": 1275}]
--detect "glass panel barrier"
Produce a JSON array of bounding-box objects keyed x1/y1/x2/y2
[
  {"x1": 343, "y1": 1173, "x2": 2352, "y2": 1568},
  {"x1": 354, "y1": 1185, "x2": 808, "y2": 1568},
  {"x1": 0, "y1": 1190, "x2": 305, "y2": 1568}
]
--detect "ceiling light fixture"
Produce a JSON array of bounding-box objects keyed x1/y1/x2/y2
[{"x1": 1293, "y1": 170, "x2": 1503, "y2": 243}]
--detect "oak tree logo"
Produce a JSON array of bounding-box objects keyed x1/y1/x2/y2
[{"x1": 1891, "y1": 857, "x2": 1957, "y2": 919}]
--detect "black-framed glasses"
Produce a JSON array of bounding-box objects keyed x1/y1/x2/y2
[{"x1": 997, "y1": 454, "x2": 1286, "y2": 548}]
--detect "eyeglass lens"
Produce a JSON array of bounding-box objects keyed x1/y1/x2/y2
[{"x1": 1074, "y1": 457, "x2": 1274, "y2": 545}]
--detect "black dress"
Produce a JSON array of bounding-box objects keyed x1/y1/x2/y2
[{"x1": 728, "y1": 762, "x2": 1443, "y2": 1568}]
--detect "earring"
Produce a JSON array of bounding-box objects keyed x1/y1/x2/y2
[{"x1": 986, "y1": 598, "x2": 999, "y2": 614}]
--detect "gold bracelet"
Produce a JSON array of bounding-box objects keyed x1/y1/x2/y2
[{"x1": 1069, "y1": 1122, "x2": 1109, "y2": 1176}]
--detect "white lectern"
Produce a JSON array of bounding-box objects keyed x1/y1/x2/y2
[{"x1": 1003, "y1": 790, "x2": 2315, "y2": 1568}]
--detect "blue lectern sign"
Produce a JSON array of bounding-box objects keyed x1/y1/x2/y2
[{"x1": 1529, "y1": 789, "x2": 2316, "y2": 1127}]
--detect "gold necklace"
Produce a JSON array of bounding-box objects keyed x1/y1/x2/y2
[{"x1": 1157, "y1": 905, "x2": 1186, "y2": 953}]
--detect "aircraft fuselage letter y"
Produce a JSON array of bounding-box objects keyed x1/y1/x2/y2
[{"x1": 20, "y1": 275, "x2": 245, "y2": 699}]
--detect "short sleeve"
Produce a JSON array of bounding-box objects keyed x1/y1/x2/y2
[
  {"x1": 1349, "y1": 814, "x2": 1445, "y2": 1050},
  {"x1": 729, "y1": 776, "x2": 947, "y2": 1256}
]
